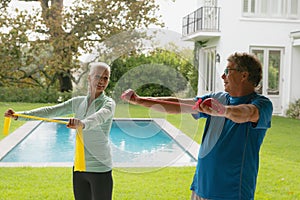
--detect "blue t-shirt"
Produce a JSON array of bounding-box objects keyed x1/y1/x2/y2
[{"x1": 190, "y1": 92, "x2": 273, "y2": 200}]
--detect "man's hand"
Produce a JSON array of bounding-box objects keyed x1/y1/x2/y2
[
  {"x1": 121, "y1": 89, "x2": 139, "y2": 104},
  {"x1": 197, "y1": 98, "x2": 226, "y2": 116}
]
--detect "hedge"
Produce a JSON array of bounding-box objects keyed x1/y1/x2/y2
[{"x1": 0, "y1": 87, "x2": 72, "y2": 103}]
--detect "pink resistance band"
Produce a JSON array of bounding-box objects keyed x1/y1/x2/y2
[
  {"x1": 121, "y1": 92, "x2": 211, "y2": 110},
  {"x1": 142, "y1": 97, "x2": 203, "y2": 110},
  {"x1": 140, "y1": 97, "x2": 225, "y2": 115}
]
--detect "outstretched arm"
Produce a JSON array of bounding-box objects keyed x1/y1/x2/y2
[
  {"x1": 198, "y1": 98, "x2": 259, "y2": 123},
  {"x1": 121, "y1": 89, "x2": 197, "y2": 114},
  {"x1": 224, "y1": 104, "x2": 259, "y2": 123}
]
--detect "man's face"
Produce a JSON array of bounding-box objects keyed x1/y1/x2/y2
[{"x1": 221, "y1": 62, "x2": 243, "y2": 96}]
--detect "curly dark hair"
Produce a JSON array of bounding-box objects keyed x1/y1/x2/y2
[{"x1": 227, "y1": 52, "x2": 262, "y2": 87}]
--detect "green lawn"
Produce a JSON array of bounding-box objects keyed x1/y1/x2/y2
[{"x1": 0, "y1": 102, "x2": 299, "y2": 199}]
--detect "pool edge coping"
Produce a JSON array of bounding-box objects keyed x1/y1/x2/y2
[{"x1": 152, "y1": 118, "x2": 199, "y2": 160}]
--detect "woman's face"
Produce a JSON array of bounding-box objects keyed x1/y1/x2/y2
[{"x1": 88, "y1": 66, "x2": 110, "y2": 97}]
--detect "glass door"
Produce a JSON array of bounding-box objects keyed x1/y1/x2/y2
[{"x1": 251, "y1": 47, "x2": 283, "y2": 114}]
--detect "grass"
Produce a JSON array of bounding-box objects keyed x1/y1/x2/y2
[
  {"x1": 255, "y1": 117, "x2": 300, "y2": 199},
  {"x1": 0, "y1": 167, "x2": 195, "y2": 200},
  {"x1": 0, "y1": 102, "x2": 300, "y2": 199}
]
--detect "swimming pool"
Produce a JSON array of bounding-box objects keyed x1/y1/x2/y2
[{"x1": 0, "y1": 118, "x2": 199, "y2": 167}]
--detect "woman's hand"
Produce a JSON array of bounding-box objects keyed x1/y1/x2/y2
[
  {"x1": 4, "y1": 109, "x2": 18, "y2": 120},
  {"x1": 67, "y1": 118, "x2": 85, "y2": 129}
]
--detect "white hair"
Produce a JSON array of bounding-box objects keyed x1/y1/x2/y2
[{"x1": 89, "y1": 62, "x2": 111, "y2": 75}]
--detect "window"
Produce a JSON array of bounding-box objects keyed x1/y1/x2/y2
[
  {"x1": 243, "y1": 0, "x2": 256, "y2": 14},
  {"x1": 204, "y1": 0, "x2": 218, "y2": 6},
  {"x1": 288, "y1": 0, "x2": 299, "y2": 17},
  {"x1": 260, "y1": 0, "x2": 268, "y2": 15},
  {"x1": 270, "y1": 0, "x2": 284, "y2": 16},
  {"x1": 250, "y1": 47, "x2": 282, "y2": 95},
  {"x1": 243, "y1": 0, "x2": 300, "y2": 19},
  {"x1": 202, "y1": 48, "x2": 216, "y2": 93}
]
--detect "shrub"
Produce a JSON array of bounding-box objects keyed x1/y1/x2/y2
[
  {"x1": 0, "y1": 87, "x2": 72, "y2": 103},
  {"x1": 286, "y1": 99, "x2": 300, "y2": 119}
]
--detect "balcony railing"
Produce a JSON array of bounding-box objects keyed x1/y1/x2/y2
[{"x1": 182, "y1": 6, "x2": 220, "y2": 36}]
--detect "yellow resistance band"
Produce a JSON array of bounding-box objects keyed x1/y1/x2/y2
[
  {"x1": 13, "y1": 113, "x2": 68, "y2": 124},
  {"x1": 3, "y1": 117, "x2": 11, "y2": 136},
  {"x1": 74, "y1": 126, "x2": 86, "y2": 171},
  {"x1": 3, "y1": 113, "x2": 86, "y2": 171}
]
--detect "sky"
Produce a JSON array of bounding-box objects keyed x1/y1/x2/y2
[
  {"x1": 10, "y1": 0, "x2": 198, "y2": 34},
  {"x1": 8, "y1": 0, "x2": 199, "y2": 58},
  {"x1": 155, "y1": 0, "x2": 198, "y2": 33}
]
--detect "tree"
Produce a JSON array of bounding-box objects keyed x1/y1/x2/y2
[
  {"x1": 0, "y1": 0, "x2": 11, "y2": 9},
  {"x1": 0, "y1": 0, "x2": 163, "y2": 92},
  {"x1": 107, "y1": 47, "x2": 197, "y2": 101}
]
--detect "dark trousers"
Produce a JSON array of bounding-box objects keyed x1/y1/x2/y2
[{"x1": 73, "y1": 170, "x2": 113, "y2": 200}]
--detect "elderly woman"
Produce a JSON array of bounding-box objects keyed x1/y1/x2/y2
[{"x1": 5, "y1": 62, "x2": 116, "y2": 200}]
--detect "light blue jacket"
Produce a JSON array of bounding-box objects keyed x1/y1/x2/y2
[{"x1": 18, "y1": 93, "x2": 115, "y2": 172}]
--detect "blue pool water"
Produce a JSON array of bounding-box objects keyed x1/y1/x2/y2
[
  {"x1": 1, "y1": 122, "x2": 76, "y2": 163},
  {"x1": 110, "y1": 120, "x2": 172, "y2": 153},
  {"x1": 0, "y1": 120, "x2": 197, "y2": 167}
]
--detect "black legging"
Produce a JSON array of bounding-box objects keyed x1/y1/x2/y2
[{"x1": 73, "y1": 170, "x2": 113, "y2": 200}]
